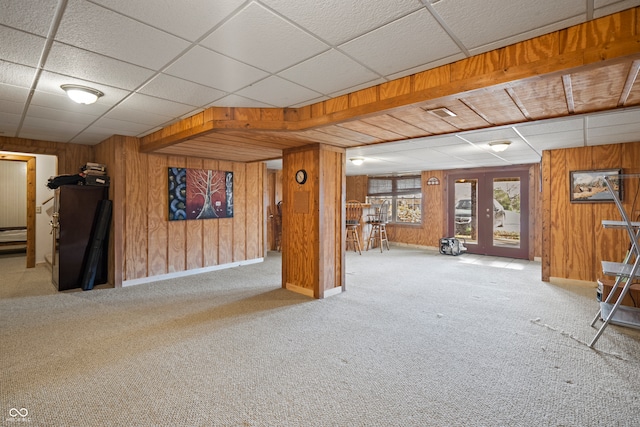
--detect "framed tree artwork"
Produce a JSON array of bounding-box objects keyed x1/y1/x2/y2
[{"x1": 168, "y1": 167, "x2": 233, "y2": 220}]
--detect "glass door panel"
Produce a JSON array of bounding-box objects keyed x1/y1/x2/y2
[
  {"x1": 454, "y1": 179, "x2": 478, "y2": 244},
  {"x1": 492, "y1": 178, "x2": 520, "y2": 249}
]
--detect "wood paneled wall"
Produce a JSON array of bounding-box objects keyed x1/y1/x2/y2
[
  {"x1": 0, "y1": 136, "x2": 93, "y2": 174},
  {"x1": 346, "y1": 175, "x2": 368, "y2": 202},
  {"x1": 542, "y1": 141, "x2": 640, "y2": 283},
  {"x1": 94, "y1": 135, "x2": 265, "y2": 287}
]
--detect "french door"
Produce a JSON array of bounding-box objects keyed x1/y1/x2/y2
[{"x1": 448, "y1": 168, "x2": 529, "y2": 259}]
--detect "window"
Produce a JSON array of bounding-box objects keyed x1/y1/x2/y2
[{"x1": 367, "y1": 175, "x2": 422, "y2": 224}]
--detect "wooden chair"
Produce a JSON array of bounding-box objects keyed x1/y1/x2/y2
[
  {"x1": 345, "y1": 200, "x2": 363, "y2": 255},
  {"x1": 271, "y1": 201, "x2": 283, "y2": 252},
  {"x1": 366, "y1": 200, "x2": 390, "y2": 252}
]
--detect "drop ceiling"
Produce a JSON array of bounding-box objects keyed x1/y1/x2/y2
[{"x1": 1, "y1": 0, "x2": 640, "y2": 176}]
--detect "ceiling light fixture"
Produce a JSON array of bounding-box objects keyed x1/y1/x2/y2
[
  {"x1": 488, "y1": 140, "x2": 511, "y2": 152},
  {"x1": 350, "y1": 157, "x2": 365, "y2": 166},
  {"x1": 61, "y1": 84, "x2": 104, "y2": 105}
]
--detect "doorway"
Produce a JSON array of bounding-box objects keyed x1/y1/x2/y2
[
  {"x1": 448, "y1": 167, "x2": 529, "y2": 259},
  {"x1": 0, "y1": 155, "x2": 36, "y2": 267}
]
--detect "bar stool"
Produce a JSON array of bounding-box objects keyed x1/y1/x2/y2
[
  {"x1": 366, "y1": 200, "x2": 390, "y2": 252},
  {"x1": 345, "y1": 200, "x2": 363, "y2": 255}
]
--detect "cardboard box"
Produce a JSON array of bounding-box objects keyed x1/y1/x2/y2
[{"x1": 598, "y1": 278, "x2": 640, "y2": 307}]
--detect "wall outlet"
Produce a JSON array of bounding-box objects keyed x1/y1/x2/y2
[{"x1": 36, "y1": 206, "x2": 42, "y2": 214}]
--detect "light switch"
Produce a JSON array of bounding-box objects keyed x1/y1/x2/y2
[{"x1": 36, "y1": 206, "x2": 42, "y2": 214}]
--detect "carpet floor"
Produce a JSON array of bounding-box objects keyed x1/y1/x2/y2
[{"x1": 1, "y1": 247, "x2": 639, "y2": 426}]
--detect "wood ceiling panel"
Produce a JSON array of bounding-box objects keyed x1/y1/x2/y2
[
  {"x1": 216, "y1": 130, "x2": 312, "y2": 148},
  {"x1": 390, "y1": 107, "x2": 459, "y2": 134},
  {"x1": 459, "y1": 89, "x2": 526, "y2": 125},
  {"x1": 337, "y1": 121, "x2": 407, "y2": 141},
  {"x1": 508, "y1": 76, "x2": 569, "y2": 119},
  {"x1": 360, "y1": 114, "x2": 431, "y2": 138},
  {"x1": 197, "y1": 131, "x2": 296, "y2": 150},
  {"x1": 297, "y1": 129, "x2": 373, "y2": 147},
  {"x1": 158, "y1": 139, "x2": 281, "y2": 162},
  {"x1": 570, "y1": 62, "x2": 630, "y2": 113},
  {"x1": 313, "y1": 125, "x2": 383, "y2": 144},
  {"x1": 623, "y1": 78, "x2": 640, "y2": 105}
]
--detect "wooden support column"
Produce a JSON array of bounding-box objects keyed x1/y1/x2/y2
[{"x1": 281, "y1": 144, "x2": 345, "y2": 299}]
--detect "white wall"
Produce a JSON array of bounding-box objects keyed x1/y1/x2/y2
[
  {"x1": 0, "y1": 151, "x2": 57, "y2": 263},
  {"x1": 0, "y1": 160, "x2": 27, "y2": 227}
]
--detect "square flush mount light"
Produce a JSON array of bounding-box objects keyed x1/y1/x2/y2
[{"x1": 61, "y1": 84, "x2": 104, "y2": 104}]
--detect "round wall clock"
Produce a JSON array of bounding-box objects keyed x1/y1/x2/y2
[{"x1": 295, "y1": 169, "x2": 307, "y2": 184}]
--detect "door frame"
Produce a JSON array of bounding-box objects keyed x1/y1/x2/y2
[
  {"x1": 0, "y1": 154, "x2": 36, "y2": 268},
  {"x1": 447, "y1": 165, "x2": 532, "y2": 259}
]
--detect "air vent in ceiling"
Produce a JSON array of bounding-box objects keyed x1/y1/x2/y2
[{"x1": 423, "y1": 107, "x2": 457, "y2": 118}]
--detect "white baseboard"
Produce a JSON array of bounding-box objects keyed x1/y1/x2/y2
[{"x1": 122, "y1": 258, "x2": 264, "y2": 287}]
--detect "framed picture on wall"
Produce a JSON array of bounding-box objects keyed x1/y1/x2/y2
[
  {"x1": 168, "y1": 167, "x2": 234, "y2": 220},
  {"x1": 569, "y1": 169, "x2": 622, "y2": 203}
]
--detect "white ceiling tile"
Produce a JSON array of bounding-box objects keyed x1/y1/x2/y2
[
  {"x1": 104, "y1": 107, "x2": 173, "y2": 128},
  {"x1": 18, "y1": 130, "x2": 73, "y2": 143},
  {"x1": 467, "y1": 15, "x2": 585, "y2": 57},
  {"x1": 90, "y1": 0, "x2": 246, "y2": 42},
  {"x1": 209, "y1": 94, "x2": 273, "y2": 108},
  {"x1": 114, "y1": 93, "x2": 196, "y2": 121},
  {"x1": 0, "y1": 83, "x2": 29, "y2": 104},
  {"x1": 594, "y1": 0, "x2": 640, "y2": 17},
  {"x1": 433, "y1": 0, "x2": 585, "y2": 51},
  {"x1": 458, "y1": 128, "x2": 520, "y2": 144},
  {"x1": 22, "y1": 115, "x2": 87, "y2": 137},
  {"x1": 45, "y1": 43, "x2": 155, "y2": 90},
  {"x1": 525, "y1": 131, "x2": 585, "y2": 150},
  {"x1": 0, "y1": 26, "x2": 45, "y2": 67},
  {"x1": 0, "y1": 61, "x2": 35, "y2": 88},
  {"x1": 386, "y1": 52, "x2": 467, "y2": 82},
  {"x1": 25, "y1": 104, "x2": 101, "y2": 126},
  {"x1": 201, "y1": 2, "x2": 329, "y2": 73},
  {"x1": 57, "y1": 0, "x2": 190, "y2": 70},
  {"x1": 0, "y1": 111, "x2": 20, "y2": 135},
  {"x1": 279, "y1": 49, "x2": 380, "y2": 95},
  {"x1": 432, "y1": 143, "x2": 486, "y2": 156},
  {"x1": 328, "y1": 78, "x2": 387, "y2": 99},
  {"x1": 139, "y1": 74, "x2": 226, "y2": 107},
  {"x1": 89, "y1": 117, "x2": 153, "y2": 135},
  {"x1": 587, "y1": 131, "x2": 640, "y2": 146},
  {"x1": 515, "y1": 117, "x2": 584, "y2": 137},
  {"x1": 0, "y1": 0, "x2": 59, "y2": 36},
  {"x1": 340, "y1": 9, "x2": 461, "y2": 76},
  {"x1": 587, "y1": 109, "x2": 640, "y2": 128},
  {"x1": 235, "y1": 76, "x2": 322, "y2": 107},
  {"x1": 165, "y1": 46, "x2": 269, "y2": 92},
  {"x1": 261, "y1": 0, "x2": 423, "y2": 45},
  {"x1": 0, "y1": 99, "x2": 24, "y2": 115}
]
